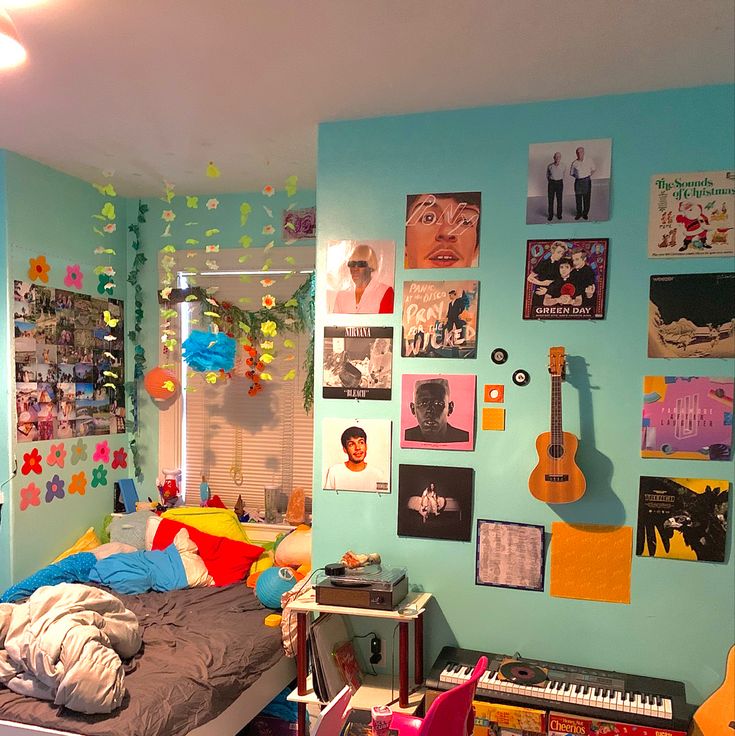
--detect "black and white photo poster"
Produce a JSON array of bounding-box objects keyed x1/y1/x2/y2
[{"x1": 475, "y1": 520, "x2": 545, "y2": 591}]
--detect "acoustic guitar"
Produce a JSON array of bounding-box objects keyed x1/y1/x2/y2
[
  {"x1": 528, "y1": 346, "x2": 586, "y2": 503},
  {"x1": 689, "y1": 645, "x2": 734, "y2": 736}
]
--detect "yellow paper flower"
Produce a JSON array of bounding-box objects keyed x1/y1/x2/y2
[
  {"x1": 205, "y1": 372, "x2": 218, "y2": 384},
  {"x1": 260, "y1": 353, "x2": 274, "y2": 364},
  {"x1": 262, "y1": 294, "x2": 276, "y2": 309},
  {"x1": 260, "y1": 372, "x2": 273, "y2": 381},
  {"x1": 260, "y1": 341, "x2": 274, "y2": 350},
  {"x1": 283, "y1": 369, "x2": 296, "y2": 381},
  {"x1": 261, "y1": 320, "x2": 277, "y2": 337}
]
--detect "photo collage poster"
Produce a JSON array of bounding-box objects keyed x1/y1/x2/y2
[
  {"x1": 522, "y1": 239, "x2": 608, "y2": 320},
  {"x1": 323, "y1": 326, "x2": 393, "y2": 401},
  {"x1": 648, "y1": 171, "x2": 735, "y2": 258},
  {"x1": 14, "y1": 281, "x2": 125, "y2": 442},
  {"x1": 648, "y1": 272, "x2": 735, "y2": 358},
  {"x1": 402, "y1": 280, "x2": 479, "y2": 358}
]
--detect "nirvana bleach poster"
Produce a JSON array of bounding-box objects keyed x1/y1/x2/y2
[
  {"x1": 641, "y1": 376, "x2": 733, "y2": 461},
  {"x1": 637, "y1": 476, "x2": 729, "y2": 562},
  {"x1": 523, "y1": 238, "x2": 608, "y2": 320},
  {"x1": 402, "y1": 280, "x2": 479, "y2": 358},
  {"x1": 322, "y1": 326, "x2": 393, "y2": 400},
  {"x1": 648, "y1": 170, "x2": 735, "y2": 258}
]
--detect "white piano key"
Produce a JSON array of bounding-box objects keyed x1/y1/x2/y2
[{"x1": 663, "y1": 698, "x2": 673, "y2": 719}]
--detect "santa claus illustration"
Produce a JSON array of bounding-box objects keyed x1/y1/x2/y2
[{"x1": 675, "y1": 200, "x2": 710, "y2": 252}]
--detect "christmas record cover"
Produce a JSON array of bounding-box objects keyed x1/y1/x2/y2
[
  {"x1": 322, "y1": 326, "x2": 392, "y2": 400},
  {"x1": 637, "y1": 476, "x2": 729, "y2": 562},
  {"x1": 648, "y1": 170, "x2": 735, "y2": 258},
  {"x1": 641, "y1": 376, "x2": 733, "y2": 461}
]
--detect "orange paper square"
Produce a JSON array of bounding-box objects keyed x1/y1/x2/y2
[
  {"x1": 481, "y1": 407, "x2": 505, "y2": 431},
  {"x1": 550, "y1": 522, "x2": 632, "y2": 604},
  {"x1": 483, "y1": 384, "x2": 504, "y2": 403}
]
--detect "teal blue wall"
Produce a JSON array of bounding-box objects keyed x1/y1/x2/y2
[
  {"x1": 1, "y1": 152, "x2": 129, "y2": 582},
  {"x1": 0, "y1": 151, "x2": 11, "y2": 592},
  {"x1": 313, "y1": 85, "x2": 735, "y2": 703}
]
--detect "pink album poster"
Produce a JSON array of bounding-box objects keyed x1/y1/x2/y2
[
  {"x1": 641, "y1": 376, "x2": 733, "y2": 461},
  {"x1": 400, "y1": 374, "x2": 476, "y2": 451}
]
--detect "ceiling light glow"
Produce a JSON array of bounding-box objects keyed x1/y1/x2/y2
[{"x1": 0, "y1": 9, "x2": 26, "y2": 69}]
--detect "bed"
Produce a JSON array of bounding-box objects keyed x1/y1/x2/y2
[{"x1": 0, "y1": 583, "x2": 295, "y2": 736}]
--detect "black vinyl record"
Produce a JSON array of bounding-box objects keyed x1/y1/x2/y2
[{"x1": 498, "y1": 660, "x2": 547, "y2": 685}]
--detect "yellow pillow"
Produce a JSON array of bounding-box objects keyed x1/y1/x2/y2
[
  {"x1": 249, "y1": 548, "x2": 275, "y2": 577},
  {"x1": 52, "y1": 527, "x2": 101, "y2": 563},
  {"x1": 161, "y1": 507, "x2": 250, "y2": 542}
]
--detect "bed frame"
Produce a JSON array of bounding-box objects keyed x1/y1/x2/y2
[{"x1": 0, "y1": 655, "x2": 296, "y2": 736}]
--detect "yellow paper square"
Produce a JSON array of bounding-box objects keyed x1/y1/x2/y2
[
  {"x1": 482, "y1": 407, "x2": 505, "y2": 431},
  {"x1": 550, "y1": 522, "x2": 632, "y2": 604}
]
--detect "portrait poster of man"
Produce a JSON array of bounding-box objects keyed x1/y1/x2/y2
[
  {"x1": 636, "y1": 476, "x2": 729, "y2": 562},
  {"x1": 648, "y1": 171, "x2": 734, "y2": 258},
  {"x1": 402, "y1": 280, "x2": 479, "y2": 358},
  {"x1": 526, "y1": 138, "x2": 612, "y2": 224},
  {"x1": 404, "y1": 192, "x2": 481, "y2": 269},
  {"x1": 522, "y1": 239, "x2": 608, "y2": 320},
  {"x1": 400, "y1": 374, "x2": 475, "y2": 451},
  {"x1": 397, "y1": 464, "x2": 474, "y2": 541},
  {"x1": 323, "y1": 326, "x2": 393, "y2": 400},
  {"x1": 322, "y1": 418, "x2": 391, "y2": 493},
  {"x1": 325, "y1": 239, "x2": 395, "y2": 315},
  {"x1": 648, "y1": 272, "x2": 734, "y2": 358}
]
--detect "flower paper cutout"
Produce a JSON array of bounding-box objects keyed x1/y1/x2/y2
[
  {"x1": 64, "y1": 264, "x2": 84, "y2": 290},
  {"x1": 111, "y1": 448, "x2": 128, "y2": 470},
  {"x1": 21, "y1": 448, "x2": 43, "y2": 475},
  {"x1": 70, "y1": 439, "x2": 88, "y2": 465},
  {"x1": 261, "y1": 295, "x2": 276, "y2": 309},
  {"x1": 28, "y1": 255, "x2": 50, "y2": 283},
  {"x1": 262, "y1": 185, "x2": 275, "y2": 197},
  {"x1": 260, "y1": 278, "x2": 275, "y2": 288},
  {"x1": 103, "y1": 223, "x2": 117, "y2": 234},
  {"x1": 20, "y1": 482, "x2": 41, "y2": 511},
  {"x1": 47, "y1": 443, "x2": 66, "y2": 468},
  {"x1": 262, "y1": 224, "x2": 275, "y2": 235},
  {"x1": 97, "y1": 274, "x2": 114, "y2": 294},
  {"x1": 186, "y1": 196, "x2": 199, "y2": 208},
  {"x1": 260, "y1": 320, "x2": 277, "y2": 338},
  {"x1": 91, "y1": 465, "x2": 108, "y2": 488},
  {"x1": 69, "y1": 471, "x2": 87, "y2": 496},
  {"x1": 45, "y1": 474, "x2": 65, "y2": 503},
  {"x1": 162, "y1": 209, "x2": 176, "y2": 222},
  {"x1": 205, "y1": 198, "x2": 219, "y2": 210},
  {"x1": 93, "y1": 440, "x2": 110, "y2": 464}
]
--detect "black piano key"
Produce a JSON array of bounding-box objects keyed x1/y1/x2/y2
[{"x1": 656, "y1": 696, "x2": 663, "y2": 706}]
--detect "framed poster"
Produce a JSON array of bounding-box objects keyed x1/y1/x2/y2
[
  {"x1": 476, "y1": 520, "x2": 545, "y2": 591},
  {"x1": 522, "y1": 239, "x2": 608, "y2": 320},
  {"x1": 323, "y1": 326, "x2": 393, "y2": 400},
  {"x1": 648, "y1": 171, "x2": 734, "y2": 257}
]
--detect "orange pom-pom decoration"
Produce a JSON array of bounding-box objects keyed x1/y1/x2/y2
[{"x1": 144, "y1": 366, "x2": 180, "y2": 401}]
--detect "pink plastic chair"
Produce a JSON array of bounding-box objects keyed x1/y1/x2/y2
[{"x1": 390, "y1": 656, "x2": 488, "y2": 736}]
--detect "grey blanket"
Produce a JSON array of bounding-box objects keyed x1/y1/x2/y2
[{"x1": 0, "y1": 584, "x2": 284, "y2": 736}]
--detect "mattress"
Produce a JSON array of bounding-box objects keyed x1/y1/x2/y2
[{"x1": 0, "y1": 584, "x2": 284, "y2": 736}]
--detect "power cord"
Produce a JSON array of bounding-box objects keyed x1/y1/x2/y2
[{"x1": 351, "y1": 631, "x2": 380, "y2": 675}]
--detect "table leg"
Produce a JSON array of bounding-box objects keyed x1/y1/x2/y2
[
  {"x1": 399, "y1": 621, "x2": 409, "y2": 708},
  {"x1": 414, "y1": 612, "x2": 424, "y2": 685},
  {"x1": 298, "y1": 702, "x2": 306, "y2": 736},
  {"x1": 296, "y1": 612, "x2": 308, "y2": 736}
]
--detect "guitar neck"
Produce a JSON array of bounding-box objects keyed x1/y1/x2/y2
[{"x1": 551, "y1": 373, "x2": 563, "y2": 443}]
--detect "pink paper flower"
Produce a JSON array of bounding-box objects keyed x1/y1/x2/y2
[
  {"x1": 64, "y1": 264, "x2": 84, "y2": 290},
  {"x1": 111, "y1": 448, "x2": 128, "y2": 470},
  {"x1": 93, "y1": 440, "x2": 110, "y2": 464},
  {"x1": 262, "y1": 224, "x2": 275, "y2": 235},
  {"x1": 162, "y1": 209, "x2": 176, "y2": 222},
  {"x1": 47, "y1": 443, "x2": 66, "y2": 468},
  {"x1": 206, "y1": 198, "x2": 219, "y2": 210},
  {"x1": 20, "y1": 482, "x2": 41, "y2": 511},
  {"x1": 103, "y1": 223, "x2": 117, "y2": 233}
]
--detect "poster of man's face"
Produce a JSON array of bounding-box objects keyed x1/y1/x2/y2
[
  {"x1": 325, "y1": 240, "x2": 395, "y2": 315},
  {"x1": 526, "y1": 138, "x2": 612, "y2": 224},
  {"x1": 405, "y1": 192, "x2": 481, "y2": 269},
  {"x1": 397, "y1": 464, "x2": 474, "y2": 541},
  {"x1": 400, "y1": 374, "x2": 475, "y2": 451},
  {"x1": 523, "y1": 239, "x2": 608, "y2": 320},
  {"x1": 322, "y1": 418, "x2": 392, "y2": 493}
]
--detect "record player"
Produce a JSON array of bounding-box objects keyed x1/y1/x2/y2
[{"x1": 315, "y1": 567, "x2": 409, "y2": 611}]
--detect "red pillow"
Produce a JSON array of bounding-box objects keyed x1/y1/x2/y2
[{"x1": 152, "y1": 518, "x2": 264, "y2": 586}]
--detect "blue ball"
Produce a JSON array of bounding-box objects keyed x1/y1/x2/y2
[{"x1": 255, "y1": 567, "x2": 297, "y2": 609}]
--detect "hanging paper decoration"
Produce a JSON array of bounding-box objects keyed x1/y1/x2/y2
[
  {"x1": 262, "y1": 185, "x2": 275, "y2": 197},
  {"x1": 20, "y1": 483, "x2": 41, "y2": 511},
  {"x1": 111, "y1": 448, "x2": 128, "y2": 470},
  {"x1": 181, "y1": 330, "x2": 236, "y2": 373},
  {"x1": 21, "y1": 448, "x2": 43, "y2": 475},
  {"x1": 70, "y1": 439, "x2": 88, "y2": 465},
  {"x1": 93, "y1": 440, "x2": 111, "y2": 464},
  {"x1": 206, "y1": 198, "x2": 219, "y2": 210},
  {"x1": 284, "y1": 175, "x2": 298, "y2": 197},
  {"x1": 69, "y1": 472, "x2": 87, "y2": 496},
  {"x1": 28, "y1": 255, "x2": 50, "y2": 283},
  {"x1": 91, "y1": 465, "x2": 108, "y2": 488},
  {"x1": 144, "y1": 366, "x2": 180, "y2": 401},
  {"x1": 63, "y1": 264, "x2": 84, "y2": 290},
  {"x1": 46, "y1": 444, "x2": 66, "y2": 468},
  {"x1": 206, "y1": 161, "x2": 221, "y2": 178},
  {"x1": 45, "y1": 474, "x2": 65, "y2": 503}
]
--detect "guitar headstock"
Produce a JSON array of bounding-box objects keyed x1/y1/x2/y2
[{"x1": 548, "y1": 346, "x2": 566, "y2": 378}]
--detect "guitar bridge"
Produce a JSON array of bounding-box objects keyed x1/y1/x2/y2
[{"x1": 544, "y1": 474, "x2": 569, "y2": 482}]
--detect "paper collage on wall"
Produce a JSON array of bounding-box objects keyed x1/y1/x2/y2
[
  {"x1": 648, "y1": 171, "x2": 735, "y2": 257},
  {"x1": 322, "y1": 417, "x2": 391, "y2": 493},
  {"x1": 523, "y1": 239, "x2": 608, "y2": 320},
  {"x1": 636, "y1": 476, "x2": 729, "y2": 562},
  {"x1": 402, "y1": 280, "x2": 479, "y2": 358},
  {"x1": 13, "y1": 281, "x2": 125, "y2": 442},
  {"x1": 648, "y1": 272, "x2": 735, "y2": 358},
  {"x1": 322, "y1": 326, "x2": 393, "y2": 400},
  {"x1": 641, "y1": 376, "x2": 733, "y2": 461}
]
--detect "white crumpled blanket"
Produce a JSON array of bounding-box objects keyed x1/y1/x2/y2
[{"x1": 0, "y1": 582, "x2": 141, "y2": 714}]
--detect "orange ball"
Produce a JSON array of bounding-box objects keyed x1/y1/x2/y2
[{"x1": 144, "y1": 367, "x2": 180, "y2": 401}]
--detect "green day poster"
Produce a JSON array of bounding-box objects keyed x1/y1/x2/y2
[
  {"x1": 401, "y1": 280, "x2": 479, "y2": 358},
  {"x1": 648, "y1": 170, "x2": 735, "y2": 258}
]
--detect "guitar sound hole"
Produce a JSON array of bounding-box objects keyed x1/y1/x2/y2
[{"x1": 548, "y1": 444, "x2": 564, "y2": 459}]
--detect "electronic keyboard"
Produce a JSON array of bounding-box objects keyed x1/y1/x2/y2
[{"x1": 427, "y1": 647, "x2": 693, "y2": 733}]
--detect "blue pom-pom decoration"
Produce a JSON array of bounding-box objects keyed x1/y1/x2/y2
[
  {"x1": 181, "y1": 330, "x2": 236, "y2": 372},
  {"x1": 255, "y1": 567, "x2": 297, "y2": 609}
]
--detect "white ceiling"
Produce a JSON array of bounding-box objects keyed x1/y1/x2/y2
[{"x1": 1, "y1": 0, "x2": 733, "y2": 196}]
